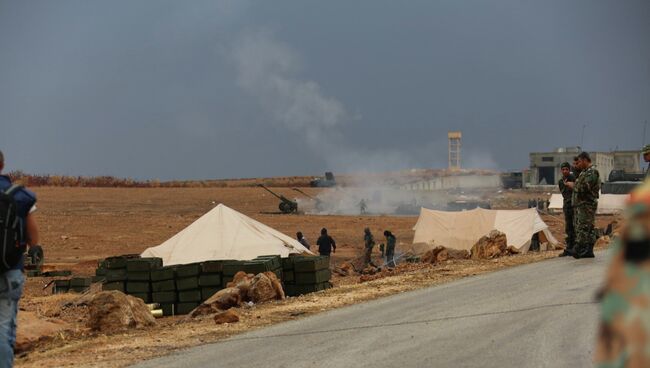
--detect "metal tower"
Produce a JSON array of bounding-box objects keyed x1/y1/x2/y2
[{"x1": 448, "y1": 131, "x2": 462, "y2": 170}]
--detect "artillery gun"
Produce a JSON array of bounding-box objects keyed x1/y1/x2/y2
[
  {"x1": 258, "y1": 185, "x2": 298, "y2": 214},
  {"x1": 292, "y1": 188, "x2": 325, "y2": 212}
]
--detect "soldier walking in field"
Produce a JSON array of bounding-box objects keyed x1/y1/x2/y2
[
  {"x1": 362, "y1": 228, "x2": 377, "y2": 268},
  {"x1": 571, "y1": 152, "x2": 600, "y2": 259},
  {"x1": 558, "y1": 162, "x2": 577, "y2": 257}
]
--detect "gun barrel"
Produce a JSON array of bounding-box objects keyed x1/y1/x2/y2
[{"x1": 258, "y1": 184, "x2": 283, "y2": 200}]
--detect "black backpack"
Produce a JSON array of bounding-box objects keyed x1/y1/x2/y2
[{"x1": 0, "y1": 185, "x2": 25, "y2": 272}]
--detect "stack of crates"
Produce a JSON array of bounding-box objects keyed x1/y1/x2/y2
[
  {"x1": 174, "y1": 263, "x2": 203, "y2": 315},
  {"x1": 199, "y1": 261, "x2": 224, "y2": 301},
  {"x1": 93, "y1": 259, "x2": 108, "y2": 283},
  {"x1": 124, "y1": 257, "x2": 163, "y2": 303},
  {"x1": 103, "y1": 255, "x2": 131, "y2": 293},
  {"x1": 150, "y1": 266, "x2": 176, "y2": 316},
  {"x1": 282, "y1": 256, "x2": 332, "y2": 296},
  {"x1": 53, "y1": 279, "x2": 70, "y2": 294}
]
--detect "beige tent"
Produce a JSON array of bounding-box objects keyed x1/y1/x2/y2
[
  {"x1": 548, "y1": 193, "x2": 628, "y2": 215},
  {"x1": 412, "y1": 208, "x2": 557, "y2": 253},
  {"x1": 141, "y1": 204, "x2": 313, "y2": 266}
]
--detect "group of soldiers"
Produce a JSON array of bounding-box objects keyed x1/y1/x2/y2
[
  {"x1": 363, "y1": 228, "x2": 396, "y2": 269},
  {"x1": 296, "y1": 227, "x2": 397, "y2": 269},
  {"x1": 558, "y1": 151, "x2": 601, "y2": 259}
]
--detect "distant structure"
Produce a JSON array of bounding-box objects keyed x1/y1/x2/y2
[
  {"x1": 448, "y1": 131, "x2": 462, "y2": 171},
  {"x1": 528, "y1": 147, "x2": 641, "y2": 185}
]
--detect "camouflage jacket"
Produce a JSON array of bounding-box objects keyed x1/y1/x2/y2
[
  {"x1": 558, "y1": 173, "x2": 576, "y2": 208},
  {"x1": 596, "y1": 239, "x2": 650, "y2": 367},
  {"x1": 385, "y1": 235, "x2": 396, "y2": 252},
  {"x1": 572, "y1": 166, "x2": 600, "y2": 207}
]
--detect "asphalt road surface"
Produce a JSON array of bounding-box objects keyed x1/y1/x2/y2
[{"x1": 134, "y1": 253, "x2": 606, "y2": 368}]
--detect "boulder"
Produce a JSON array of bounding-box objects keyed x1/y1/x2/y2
[
  {"x1": 506, "y1": 246, "x2": 520, "y2": 255},
  {"x1": 86, "y1": 291, "x2": 155, "y2": 333},
  {"x1": 214, "y1": 309, "x2": 240, "y2": 324},
  {"x1": 205, "y1": 287, "x2": 243, "y2": 310},
  {"x1": 422, "y1": 246, "x2": 469, "y2": 264},
  {"x1": 249, "y1": 272, "x2": 284, "y2": 304},
  {"x1": 471, "y1": 230, "x2": 508, "y2": 259}
]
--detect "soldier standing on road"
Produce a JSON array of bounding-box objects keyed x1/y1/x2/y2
[
  {"x1": 558, "y1": 162, "x2": 577, "y2": 257},
  {"x1": 363, "y1": 228, "x2": 377, "y2": 268},
  {"x1": 595, "y1": 182, "x2": 650, "y2": 366},
  {"x1": 643, "y1": 144, "x2": 650, "y2": 178},
  {"x1": 383, "y1": 230, "x2": 397, "y2": 268},
  {"x1": 570, "y1": 152, "x2": 600, "y2": 259}
]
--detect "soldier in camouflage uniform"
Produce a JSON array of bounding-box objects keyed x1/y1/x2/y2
[
  {"x1": 595, "y1": 181, "x2": 650, "y2": 367},
  {"x1": 572, "y1": 152, "x2": 600, "y2": 259},
  {"x1": 558, "y1": 162, "x2": 577, "y2": 257},
  {"x1": 363, "y1": 228, "x2": 378, "y2": 268}
]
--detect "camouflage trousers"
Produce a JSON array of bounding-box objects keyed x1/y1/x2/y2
[
  {"x1": 574, "y1": 203, "x2": 597, "y2": 255},
  {"x1": 563, "y1": 205, "x2": 575, "y2": 251}
]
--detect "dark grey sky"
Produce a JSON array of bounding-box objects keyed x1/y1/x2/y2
[{"x1": 1, "y1": 0, "x2": 648, "y2": 180}]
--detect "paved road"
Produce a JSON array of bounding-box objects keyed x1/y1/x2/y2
[{"x1": 134, "y1": 253, "x2": 606, "y2": 368}]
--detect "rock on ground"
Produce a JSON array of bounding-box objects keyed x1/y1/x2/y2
[
  {"x1": 214, "y1": 310, "x2": 240, "y2": 324},
  {"x1": 86, "y1": 291, "x2": 155, "y2": 333},
  {"x1": 471, "y1": 230, "x2": 508, "y2": 259},
  {"x1": 421, "y1": 246, "x2": 470, "y2": 264}
]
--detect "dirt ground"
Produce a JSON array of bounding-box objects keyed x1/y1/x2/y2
[{"x1": 15, "y1": 186, "x2": 618, "y2": 367}]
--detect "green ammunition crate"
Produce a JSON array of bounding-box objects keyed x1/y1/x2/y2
[
  {"x1": 103, "y1": 281, "x2": 126, "y2": 292},
  {"x1": 241, "y1": 261, "x2": 272, "y2": 275},
  {"x1": 283, "y1": 271, "x2": 295, "y2": 283},
  {"x1": 201, "y1": 287, "x2": 221, "y2": 301},
  {"x1": 126, "y1": 258, "x2": 162, "y2": 272},
  {"x1": 198, "y1": 274, "x2": 222, "y2": 287},
  {"x1": 176, "y1": 277, "x2": 199, "y2": 291},
  {"x1": 175, "y1": 263, "x2": 201, "y2": 278},
  {"x1": 54, "y1": 279, "x2": 70, "y2": 288},
  {"x1": 152, "y1": 291, "x2": 177, "y2": 304},
  {"x1": 105, "y1": 254, "x2": 139, "y2": 269},
  {"x1": 255, "y1": 255, "x2": 282, "y2": 270},
  {"x1": 178, "y1": 290, "x2": 202, "y2": 303},
  {"x1": 281, "y1": 257, "x2": 294, "y2": 271},
  {"x1": 295, "y1": 269, "x2": 331, "y2": 285},
  {"x1": 127, "y1": 271, "x2": 151, "y2": 281},
  {"x1": 273, "y1": 268, "x2": 283, "y2": 280},
  {"x1": 175, "y1": 302, "x2": 199, "y2": 315},
  {"x1": 130, "y1": 293, "x2": 152, "y2": 303},
  {"x1": 105, "y1": 268, "x2": 128, "y2": 282},
  {"x1": 95, "y1": 267, "x2": 107, "y2": 276},
  {"x1": 222, "y1": 261, "x2": 245, "y2": 276},
  {"x1": 201, "y1": 260, "x2": 225, "y2": 273},
  {"x1": 150, "y1": 267, "x2": 175, "y2": 282},
  {"x1": 70, "y1": 277, "x2": 92, "y2": 287},
  {"x1": 26, "y1": 270, "x2": 41, "y2": 277},
  {"x1": 160, "y1": 303, "x2": 175, "y2": 316},
  {"x1": 152, "y1": 279, "x2": 176, "y2": 292},
  {"x1": 126, "y1": 282, "x2": 151, "y2": 293},
  {"x1": 293, "y1": 256, "x2": 329, "y2": 272}
]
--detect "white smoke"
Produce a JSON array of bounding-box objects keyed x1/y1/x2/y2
[{"x1": 231, "y1": 31, "x2": 411, "y2": 172}]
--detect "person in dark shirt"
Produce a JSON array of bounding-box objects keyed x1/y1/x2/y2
[
  {"x1": 296, "y1": 231, "x2": 310, "y2": 250},
  {"x1": 316, "y1": 228, "x2": 336, "y2": 257},
  {"x1": 0, "y1": 150, "x2": 40, "y2": 368}
]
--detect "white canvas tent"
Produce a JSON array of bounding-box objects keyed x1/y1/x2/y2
[
  {"x1": 141, "y1": 204, "x2": 313, "y2": 266},
  {"x1": 412, "y1": 208, "x2": 557, "y2": 254},
  {"x1": 548, "y1": 193, "x2": 628, "y2": 215}
]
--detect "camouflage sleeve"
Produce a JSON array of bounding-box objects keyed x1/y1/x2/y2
[{"x1": 586, "y1": 170, "x2": 600, "y2": 192}]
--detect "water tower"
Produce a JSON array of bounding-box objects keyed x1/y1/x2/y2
[{"x1": 448, "y1": 131, "x2": 462, "y2": 170}]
